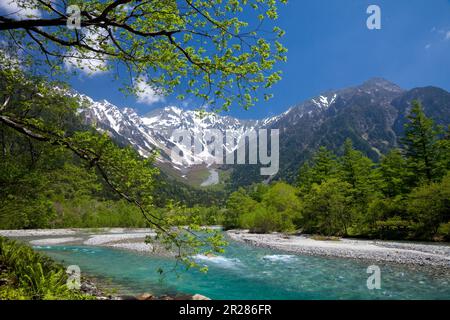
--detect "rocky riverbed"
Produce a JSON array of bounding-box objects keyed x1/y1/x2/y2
[
  {"x1": 0, "y1": 228, "x2": 211, "y2": 300},
  {"x1": 0, "y1": 228, "x2": 158, "y2": 253},
  {"x1": 2, "y1": 228, "x2": 449, "y2": 268},
  {"x1": 2, "y1": 228, "x2": 450, "y2": 299},
  {"x1": 227, "y1": 230, "x2": 450, "y2": 269},
  {"x1": 79, "y1": 277, "x2": 209, "y2": 300}
]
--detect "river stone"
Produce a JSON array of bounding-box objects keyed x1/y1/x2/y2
[
  {"x1": 192, "y1": 294, "x2": 211, "y2": 300},
  {"x1": 137, "y1": 293, "x2": 154, "y2": 300}
]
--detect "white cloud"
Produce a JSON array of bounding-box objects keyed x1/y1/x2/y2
[
  {"x1": 65, "y1": 54, "x2": 107, "y2": 76},
  {"x1": 446, "y1": 31, "x2": 450, "y2": 40},
  {"x1": 134, "y1": 76, "x2": 165, "y2": 105},
  {"x1": 64, "y1": 28, "x2": 108, "y2": 76},
  {"x1": 425, "y1": 44, "x2": 431, "y2": 50},
  {"x1": 0, "y1": 0, "x2": 41, "y2": 19},
  {"x1": 0, "y1": 48, "x2": 21, "y2": 70}
]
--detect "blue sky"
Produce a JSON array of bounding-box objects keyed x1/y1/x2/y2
[{"x1": 65, "y1": 0, "x2": 450, "y2": 120}]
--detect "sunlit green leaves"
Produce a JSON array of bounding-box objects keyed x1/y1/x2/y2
[
  {"x1": 1, "y1": 0, "x2": 287, "y2": 111},
  {"x1": 0, "y1": 68, "x2": 227, "y2": 270}
]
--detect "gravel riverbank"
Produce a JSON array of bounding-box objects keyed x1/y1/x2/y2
[
  {"x1": 0, "y1": 228, "x2": 158, "y2": 253},
  {"x1": 227, "y1": 230, "x2": 450, "y2": 269},
  {"x1": 2, "y1": 228, "x2": 449, "y2": 268},
  {"x1": 0, "y1": 229, "x2": 210, "y2": 300}
]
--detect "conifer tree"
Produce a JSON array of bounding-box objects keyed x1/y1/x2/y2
[
  {"x1": 402, "y1": 101, "x2": 440, "y2": 184},
  {"x1": 379, "y1": 149, "x2": 411, "y2": 197}
]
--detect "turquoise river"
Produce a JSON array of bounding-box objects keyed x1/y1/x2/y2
[{"x1": 34, "y1": 237, "x2": 450, "y2": 300}]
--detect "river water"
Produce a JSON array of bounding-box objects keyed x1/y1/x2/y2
[{"x1": 33, "y1": 237, "x2": 450, "y2": 300}]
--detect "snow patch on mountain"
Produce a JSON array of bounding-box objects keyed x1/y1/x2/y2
[
  {"x1": 78, "y1": 96, "x2": 262, "y2": 170},
  {"x1": 311, "y1": 94, "x2": 337, "y2": 110},
  {"x1": 77, "y1": 89, "x2": 344, "y2": 172}
]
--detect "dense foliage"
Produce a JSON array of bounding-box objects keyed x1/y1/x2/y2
[
  {"x1": 224, "y1": 182, "x2": 301, "y2": 233},
  {"x1": 0, "y1": 0, "x2": 287, "y2": 111},
  {"x1": 225, "y1": 102, "x2": 450, "y2": 241},
  {"x1": 0, "y1": 0, "x2": 290, "y2": 271},
  {"x1": 1, "y1": 80, "x2": 448, "y2": 242},
  {"x1": 0, "y1": 236, "x2": 92, "y2": 300},
  {"x1": 0, "y1": 68, "x2": 226, "y2": 268}
]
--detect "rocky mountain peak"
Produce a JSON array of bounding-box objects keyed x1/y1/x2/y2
[
  {"x1": 360, "y1": 77, "x2": 404, "y2": 93},
  {"x1": 75, "y1": 78, "x2": 449, "y2": 186}
]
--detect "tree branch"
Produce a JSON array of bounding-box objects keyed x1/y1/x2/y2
[{"x1": 0, "y1": 112, "x2": 167, "y2": 231}]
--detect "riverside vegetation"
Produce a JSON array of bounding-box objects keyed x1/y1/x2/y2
[
  {"x1": 0, "y1": 236, "x2": 92, "y2": 300},
  {"x1": 1, "y1": 79, "x2": 447, "y2": 299},
  {"x1": 1, "y1": 78, "x2": 448, "y2": 241},
  {"x1": 0, "y1": 68, "x2": 449, "y2": 303},
  {"x1": 0, "y1": 0, "x2": 449, "y2": 300},
  {"x1": 0, "y1": 0, "x2": 288, "y2": 271},
  {"x1": 225, "y1": 101, "x2": 450, "y2": 241}
]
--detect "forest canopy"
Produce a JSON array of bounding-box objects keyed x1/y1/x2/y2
[
  {"x1": 0, "y1": 0, "x2": 288, "y2": 268},
  {"x1": 225, "y1": 103, "x2": 450, "y2": 241},
  {"x1": 0, "y1": 0, "x2": 287, "y2": 111}
]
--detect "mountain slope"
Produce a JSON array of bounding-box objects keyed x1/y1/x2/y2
[
  {"x1": 76, "y1": 78, "x2": 450, "y2": 188},
  {"x1": 231, "y1": 79, "x2": 450, "y2": 185},
  {"x1": 78, "y1": 95, "x2": 264, "y2": 187}
]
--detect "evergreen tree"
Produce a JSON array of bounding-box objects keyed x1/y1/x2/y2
[
  {"x1": 407, "y1": 173, "x2": 450, "y2": 239},
  {"x1": 301, "y1": 178, "x2": 354, "y2": 236},
  {"x1": 311, "y1": 147, "x2": 338, "y2": 181},
  {"x1": 296, "y1": 161, "x2": 313, "y2": 189},
  {"x1": 379, "y1": 149, "x2": 411, "y2": 197},
  {"x1": 339, "y1": 139, "x2": 379, "y2": 204},
  {"x1": 297, "y1": 147, "x2": 338, "y2": 192},
  {"x1": 402, "y1": 100, "x2": 441, "y2": 184},
  {"x1": 436, "y1": 125, "x2": 450, "y2": 174}
]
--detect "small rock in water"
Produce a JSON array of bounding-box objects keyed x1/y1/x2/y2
[
  {"x1": 137, "y1": 293, "x2": 154, "y2": 300},
  {"x1": 192, "y1": 294, "x2": 211, "y2": 300}
]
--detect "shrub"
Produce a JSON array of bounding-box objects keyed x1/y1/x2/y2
[
  {"x1": 226, "y1": 182, "x2": 301, "y2": 233},
  {"x1": 0, "y1": 237, "x2": 92, "y2": 300},
  {"x1": 238, "y1": 204, "x2": 296, "y2": 234},
  {"x1": 301, "y1": 179, "x2": 354, "y2": 236},
  {"x1": 364, "y1": 197, "x2": 410, "y2": 239},
  {"x1": 437, "y1": 222, "x2": 450, "y2": 241},
  {"x1": 407, "y1": 173, "x2": 450, "y2": 239}
]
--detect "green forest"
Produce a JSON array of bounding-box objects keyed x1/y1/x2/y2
[
  {"x1": 0, "y1": 69, "x2": 220, "y2": 227},
  {"x1": 0, "y1": 1, "x2": 448, "y2": 260},
  {"x1": 1, "y1": 68, "x2": 449, "y2": 242},
  {"x1": 2, "y1": 0, "x2": 449, "y2": 303},
  {"x1": 225, "y1": 103, "x2": 450, "y2": 241}
]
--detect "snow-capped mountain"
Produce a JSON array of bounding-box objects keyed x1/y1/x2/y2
[
  {"x1": 231, "y1": 78, "x2": 450, "y2": 186},
  {"x1": 75, "y1": 78, "x2": 450, "y2": 187},
  {"x1": 143, "y1": 106, "x2": 262, "y2": 167},
  {"x1": 79, "y1": 95, "x2": 262, "y2": 170},
  {"x1": 76, "y1": 78, "x2": 395, "y2": 171},
  {"x1": 77, "y1": 87, "x2": 344, "y2": 171},
  {"x1": 78, "y1": 94, "x2": 164, "y2": 157}
]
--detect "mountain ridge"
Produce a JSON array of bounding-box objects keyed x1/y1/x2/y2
[{"x1": 75, "y1": 78, "x2": 450, "y2": 188}]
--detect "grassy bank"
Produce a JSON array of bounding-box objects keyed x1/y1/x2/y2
[{"x1": 0, "y1": 236, "x2": 93, "y2": 300}]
